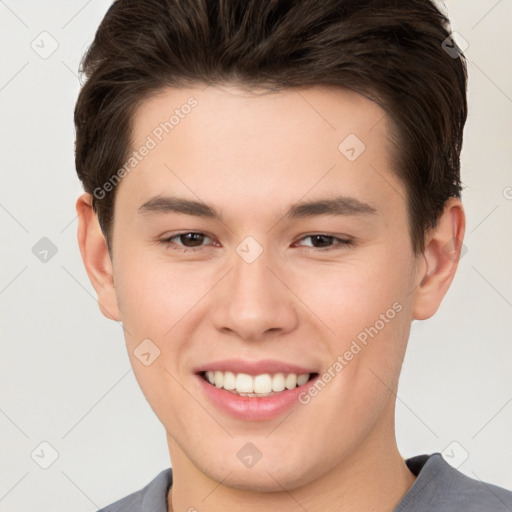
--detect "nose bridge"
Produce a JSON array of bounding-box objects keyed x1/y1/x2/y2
[
  {"x1": 232, "y1": 240, "x2": 272, "y2": 293},
  {"x1": 230, "y1": 236, "x2": 279, "y2": 307},
  {"x1": 211, "y1": 236, "x2": 298, "y2": 340}
]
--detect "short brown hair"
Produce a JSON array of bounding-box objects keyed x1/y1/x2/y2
[{"x1": 74, "y1": 0, "x2": 467, "y2": 256}]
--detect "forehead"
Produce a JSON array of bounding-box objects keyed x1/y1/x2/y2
[
  {"x1": 117, "y1": 84, "x2": 405, "y2": 221},
  {"x1": 131, "y1": 83, "x2": 388, "y2": 148}
]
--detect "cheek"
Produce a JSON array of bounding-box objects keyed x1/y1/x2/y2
[
  {"x1": 113, "y1": 254, "x2": 194, "y2": 409},
  {"x1": 294, "y1": 244, "x2": 414, "y2": 408},
  {"x1": 291, "y1": 247, "x2": 411, "y2": 343},
  {"x1": 113, "y1": 250, "x2": 206, "y2": 342}
]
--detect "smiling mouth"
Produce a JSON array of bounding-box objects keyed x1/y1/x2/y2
[{"x1": 199, "y1": 370, "x2": 319, "y2": 397}]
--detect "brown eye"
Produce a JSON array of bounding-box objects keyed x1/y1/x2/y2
[
  {"x1": 295, "y1": 234, "x2": 353, "y2": 250},
  {"x1": 159, "y1": 232, "x2": 214, "y2": 251},
  {"x1": 308, "y1": 235, "x2": 335, "y2": 248},
  {"x1": 176, "y1": 233, "x2": 207, "y2": 247}
]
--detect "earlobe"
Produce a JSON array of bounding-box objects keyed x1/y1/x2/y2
[
  {"x1": 76, "y1": 193, "x2": 121, "y2": 322},
  {"x1": 412, "y1": 198, "x2": 466, "y2": 320}
]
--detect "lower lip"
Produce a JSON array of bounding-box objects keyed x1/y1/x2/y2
[{"x1": 196, "y1": 373, "x2": 319, "y2": 421}]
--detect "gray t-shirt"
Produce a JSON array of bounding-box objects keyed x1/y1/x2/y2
[{"x1": 97, "y1": 453, "x2": 512, "y2": 511}]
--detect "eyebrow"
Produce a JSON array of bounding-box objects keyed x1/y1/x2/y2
[{"x1": 137, "y1": 194, "x2": 378, "y2": 220}]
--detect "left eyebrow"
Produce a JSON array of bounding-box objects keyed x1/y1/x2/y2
[
  {"x1": 138, "y1": 195, "x2": 222, "y2": 219},
  {"x1": 137, "y1": 194, "x2": 379, "y2": 220}
]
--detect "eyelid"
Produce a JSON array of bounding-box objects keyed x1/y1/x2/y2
[
  {"x1": 292, "y1": 233, "x2": 353, "y2": 249},
  {"x1": 159, "y1": 231, "x2": 353, "y2": 252},
  {"x1": 160, "y1": 231, "x2": 215, "y2": 249}
]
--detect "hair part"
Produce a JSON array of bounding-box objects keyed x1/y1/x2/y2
[{"x1": 74, "y1": 0, "x2": 467, "y2": 257}]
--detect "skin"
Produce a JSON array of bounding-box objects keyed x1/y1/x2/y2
[{"x1": 77, "y1": 84, "x2": 465, "y2": 512}]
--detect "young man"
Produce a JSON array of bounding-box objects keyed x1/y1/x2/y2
[{"x1": 74, "y1": 1, "x2": 512, "y2": 511}]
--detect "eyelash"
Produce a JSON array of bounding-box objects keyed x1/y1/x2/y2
[{"x1": 158, "y1": 232, "x2": 354, "y2": 253}]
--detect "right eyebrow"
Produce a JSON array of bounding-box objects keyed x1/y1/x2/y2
[{"x1": 285, "y1": 195, "x2": 378, "y2": 219}]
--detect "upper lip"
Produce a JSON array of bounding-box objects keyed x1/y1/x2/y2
[{"x1": 194, "y1": 358, "x2": 318, "y2": 376}]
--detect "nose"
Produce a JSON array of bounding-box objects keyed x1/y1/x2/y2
[{"x1": 211, "y1": 244, "x2": 299, "y2": 342}]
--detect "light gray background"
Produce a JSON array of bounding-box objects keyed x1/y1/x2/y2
[{"x1": 1, "y1": 1, "x2": 511, "y2": 510}]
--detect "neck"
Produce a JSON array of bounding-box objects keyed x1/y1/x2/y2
[{"x1": 166, "y1": 406, "x2": 416, "y2": 512}]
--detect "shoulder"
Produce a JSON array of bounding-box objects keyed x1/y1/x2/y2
[
  {"x1": 400, "y1": 453, "x2": 512, "y2": 512},
  {"x1": 96, "y1": 468, "x2": 173, "y2": 512},
  {"x1": 441, "y1": 457, "x2": 512, "y2": 510}
]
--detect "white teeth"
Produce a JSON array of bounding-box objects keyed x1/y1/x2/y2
[
  {"x1": 214, "y1": 371, "x2": 224, "y2": 388},
  {"x1": 235, "y1": 373, "x2": 254, "y2": 393},
  {"x1": 285, "y1": 374, "x2": 297, "y2": 390},
  {"x1": 204, "y1": 370, "x2": 311, "y2": 395},
  {"x1": 254, "y1": 374, "x2": 272, "y2": 394},
  {"x1": 272, "y1": 373, "x2": 285, "y2": 392},
  {"x1": 297, "y1": 373, "x2": 309, "y2": 386},
  {"x1": 223, "y1": 371, "x2": 236, "y2": 390}
]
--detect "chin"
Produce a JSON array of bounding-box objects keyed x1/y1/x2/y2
[
  {"x1": 220, "y1": 469, "x2": 303, "y2": 493},
  {"x1": 202, "y1": 455, "x2": 320, "y2": 493}
]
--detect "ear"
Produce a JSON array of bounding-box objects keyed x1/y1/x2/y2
[
  {"x1": 76, "y1": 193, "x2": 121, "y2": 322},
  {"x1": 412, "y1": 197, "x2": 466, "y2": 320}
]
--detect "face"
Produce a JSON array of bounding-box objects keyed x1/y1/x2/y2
[{"x1": 106, "y1": 84, "x2": 426, "y2": 490}]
